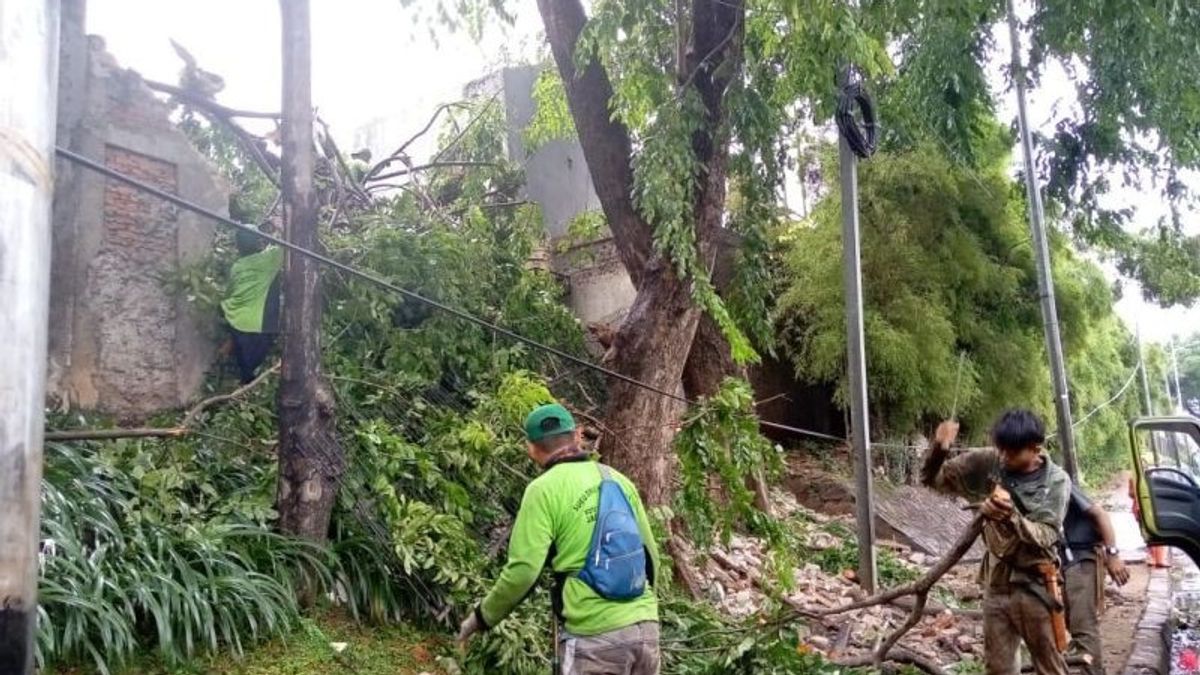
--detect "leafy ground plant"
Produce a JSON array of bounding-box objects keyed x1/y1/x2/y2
[{"x1": 37, "y1": 442, "x2": 332, "y2": 674}]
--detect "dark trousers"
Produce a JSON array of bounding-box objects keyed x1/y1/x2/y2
[{"x1": 231, "y1": 329, "x2": 275, "y2": 383}]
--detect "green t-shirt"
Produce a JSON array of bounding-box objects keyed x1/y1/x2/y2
[
  {"x1": 480, "y1": 459, "x2": 660, "y2": 636},
  {"x1": 221, "y1": 247, "x2": 283, "y2": 333}
]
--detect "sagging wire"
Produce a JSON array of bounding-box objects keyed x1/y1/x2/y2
[{"x1": 55, "y1": 147, "x2": 844, "y2": 445}]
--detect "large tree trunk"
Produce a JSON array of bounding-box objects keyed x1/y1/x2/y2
[
  {"x1": 600, "y1": 261, "x2": 701, "y2": 506},
  {"x1": 537, "y1": 0, "x2": 743, "y2": 505},
  {"x1": 276, "y1": 0, "x2": 343, "y2": 542}
]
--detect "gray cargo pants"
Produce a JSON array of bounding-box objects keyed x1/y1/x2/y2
[
  {"x1": 1064, "y1": 559, "x2": 1104, "y2": 675},
  {"x1": 558, "y1": 621, "x2": 660, "y2": 675}
]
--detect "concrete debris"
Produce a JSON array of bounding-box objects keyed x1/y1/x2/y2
[{"x1": 697, "y1": 506, "x2": 986, "y2": 670}]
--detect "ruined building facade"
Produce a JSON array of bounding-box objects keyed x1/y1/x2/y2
[{"x1": 48, "y1": 0, "x2": 229, "y2": 419}]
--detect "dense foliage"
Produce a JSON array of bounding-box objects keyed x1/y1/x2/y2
[
  {"x1": 1175, "y1": 333, "x2": 1200, "y2": 406},
  {"x1": 776, "y1": 139, "x2": 1162, "y2": 481},
  {"x1": 516, "y1": 0, "x2": 1200, "y2": 329}
]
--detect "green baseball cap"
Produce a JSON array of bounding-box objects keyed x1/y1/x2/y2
[{"x1": 524, "y1": 403, "x2": 576, "y2": 442}]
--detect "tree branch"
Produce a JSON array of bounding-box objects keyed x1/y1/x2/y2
[
  {"x1": 143, "y1": 79, "x2": 282, "y2": 119},
  {"x1": 46, "y1": 364, "x2": 279, "y2": 441},
  {"x1": 143, "y1": 78, "x2": 282, "y2": 187},
  {"x1": 367, "y1": 160, "x2": 500, "y2": 183},
  {"x1": 833, "y1": 648, "x2": 950, "y2": 675},
  {"x1": 44, "y1": 427, "x2": 188, "y2": 441},
  {"x1": 429, "y1": 94, "x2": 501, "y2": 164},
  {"x1": 536, "y1": 0, "x2": 654, "y2": 288},
  {"x1": 180, "y1": 363, "x2": 280, "y2": 427},
  {"x1": 362, "y1": 101, "x2": 470, "y2": 182},
  {"x1": 818, "y1": 516, "x2": 984, "y2": 673},
  {"x1": 816, "y1": 517, "x2": 984, "y2": 617}
]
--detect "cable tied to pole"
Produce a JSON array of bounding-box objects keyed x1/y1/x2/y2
[{"x1": 835, "y1": 70, "x2": 877, "y2": 159}]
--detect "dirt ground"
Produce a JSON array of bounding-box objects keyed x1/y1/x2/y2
[{"x1": 1097, "y1": 561, "x2": 1151, "y2": 672}]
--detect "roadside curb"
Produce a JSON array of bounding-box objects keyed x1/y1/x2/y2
[{"x1": 1123, "y1": 566, "x2": 1172, "y2": 674}]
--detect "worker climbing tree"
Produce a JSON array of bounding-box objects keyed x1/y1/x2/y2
[{"x1": 221, "y1": 226, "x2": 283, "y2": 384}]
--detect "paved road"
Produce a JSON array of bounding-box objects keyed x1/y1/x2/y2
[{"x1": 1099, "y1": 473, "x2": 1148, "y2": 562}]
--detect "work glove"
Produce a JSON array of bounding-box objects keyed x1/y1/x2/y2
[
  {"x1": 1105, "y1": 554, "x2": 1130, "y2": 586},
  {"x1": 456, "y1": 610, "x2": 482, "y2": 649}
]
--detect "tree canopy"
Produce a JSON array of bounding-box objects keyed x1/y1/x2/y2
[{"x1": 776, "y1": 136, "x2": 1157, "y2": 481}]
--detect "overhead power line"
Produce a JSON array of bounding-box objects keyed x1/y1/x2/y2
[
  {"x1": 56, "y1": 147, "x2": 844, "y2": 444},
  {"x1": 1071, "y1": 363, "x2": 1141, "y2": 431}
]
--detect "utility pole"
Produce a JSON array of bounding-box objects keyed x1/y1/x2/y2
[
  {"x1": 1171, "y1": 338, "x2": 1184, "y2": 411},
  {"x1": 838, "y1": 71, "x2": 877, "y2": 594},
  {"x1": 1164, "y1": 364, "x2": 1175, "y2": 414},
  {"x1": 1137, "y1": 326, "x2": 1154, "y2": 416},
  {"x1": 0, "y1": 1, "x2": 59, "y2": 671},
  {"x1": 276, "y1": 0, "x2": 344, "y2": 544},
  {"x1": 1005, "y1": 0, "x2": 1079, "y2": 480}
]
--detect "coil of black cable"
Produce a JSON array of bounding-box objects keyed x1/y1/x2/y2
[{"x1": 836, "y1": 80, "x2": 877, "y2": 159}]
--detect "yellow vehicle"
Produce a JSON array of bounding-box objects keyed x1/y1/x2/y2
[{"x1": 1129, "y1": 416, "x2": 1200, "y2": 562}]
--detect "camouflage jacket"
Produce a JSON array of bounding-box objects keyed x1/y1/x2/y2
[{"x1": 922, "y1": 447, "x2": 1071, "y2": 591}]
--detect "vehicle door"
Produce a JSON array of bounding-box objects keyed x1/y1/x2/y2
[{"x1": 1129, "y1": 416, "x2": 1200, "y2": 564}]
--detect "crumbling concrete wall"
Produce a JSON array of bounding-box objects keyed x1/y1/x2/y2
[
  {"x1": 468, "y1": 66, "x2": 637, "y2": 329},
  {"x1": 48, "y1": 0, "x2": 229, "y2": 420}
]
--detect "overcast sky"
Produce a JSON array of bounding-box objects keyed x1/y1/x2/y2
[{"x1": 87, "y1": 0, "x2": 1195, "y2": 345}]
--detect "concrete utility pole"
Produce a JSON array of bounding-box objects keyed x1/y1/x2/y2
[
  {"x1": 1171, "y1": 338, "x2": 1184, "y2": 411},
  {"x1": 1164, "y1": 364, "x2": 1175, "y2": 414},
  {"x1": 1138, "y1": 326, "x2": 1155, "y2": 417},
  {"x1": 838, "y1": 73, "x2": 877, "y2": 594},
  {"x1": 276, "y1": 0, "x2": 344, "y2": 544},
  {"x1": 0, "y1": 1, "x2": 59, "y2": 672},
  {"x1": 1005, "y1": 0, "x2": 1079, "y2": 480}
]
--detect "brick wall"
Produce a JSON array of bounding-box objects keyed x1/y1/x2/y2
[
  {"x1": 86, "y1": 145, "x2": 181, "y2": 415},
  {"x1": 49, "y1": 23, "x2": 230, "y2": 418}
]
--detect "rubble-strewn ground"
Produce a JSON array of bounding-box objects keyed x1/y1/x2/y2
[
  {"x1": 695, "y1": 488, "x2": 987, "y2": 670},
  {"x1": 691, "y1": 469, "x2": 1156, "y2": 673},
  {"x1": 1171, "y1": 555, "x2": 1200, "y2": 674}
]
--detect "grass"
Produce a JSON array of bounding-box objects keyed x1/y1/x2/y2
[{"x1": 48, "y1": 609, "x2": 453, "y2": 675}]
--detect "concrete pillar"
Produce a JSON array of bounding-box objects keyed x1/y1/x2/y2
[{"x1": 0, "y1": 1, "x2": 59, "y2": 670}]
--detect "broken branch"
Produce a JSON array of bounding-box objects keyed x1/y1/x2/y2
[
  {"x1": 815, "y1": 516, "x2": 984, "y2": 617},
  {"x1": 815, "y1": 516, "x2": 984, "y2": 672},
  {"x1": 143, "y1": 79, "x2": 281, "y2": 119},
  {"x1": 362, "y1": 101, "x2": 470, "y2": 181},
  {"x1": 833, "y1": 647, "x2": 950, "y2": 675},
  {"x1": 46, "y1": 364, "x2": 279, "y2": 442},
  {"x1": 143, "y1": 78, "x2": 282, "y2": 186},
  {"x1": 366, "y1": 160, "x2": 500, "y2": 183}
]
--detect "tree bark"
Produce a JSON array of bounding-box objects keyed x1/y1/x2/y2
[
  {"x1": 276, "y1": 0, "x2": 343, "y2": 542},
  {"x1": 537, "y1": 0, "x2": 745, "y2": 506},
  {"x1": 599, "y1": 261, "x2": 700, "y2": 506}
]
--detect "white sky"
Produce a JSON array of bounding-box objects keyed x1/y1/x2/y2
[{"x1": 87, "y1": 0, "x2": 1196, "y2": 344}]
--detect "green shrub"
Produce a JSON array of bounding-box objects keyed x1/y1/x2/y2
[{"x1": 37, "y1": 443, "x2": 330, "y2": 673}]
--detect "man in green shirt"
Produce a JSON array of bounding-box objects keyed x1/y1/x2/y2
[
  {"x1": 457, "y1": 403, "x2": 661, "y2": 674},
  {"x1": 922, "y1": 409, "x2": 1071, "y2": 675},
  {"x1": 220, "y1": 227, "x2": 283, "y2": 383}
]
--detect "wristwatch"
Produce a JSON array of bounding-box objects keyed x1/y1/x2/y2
[{"x1": 1104, "y1": 545, "x2": 1119, "y2": 557}]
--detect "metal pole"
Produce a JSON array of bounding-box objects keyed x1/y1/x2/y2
[
  {"x1": 838, "y1": 84, "x2": 877, "y2": 593},
  {"x1": 1137, "y1": 327, "x2": 1154, "y2": 416},
  {"x1": 1005, "y1": 0, "x2": 1079, "y2": 480},
  {"x1": 1172, "y1": 338, "x2": 1184, "y2": 411},
  {"x1": 0, "y1": 1, "x2": 59, "y2": 671},
  {"x1": 1164, "y1": 361, "x2": 1175, "y2": 414}
]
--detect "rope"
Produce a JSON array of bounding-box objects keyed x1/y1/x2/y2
[
  {"x1": 835, "y1": 76, "x2": 877, "y2": 159},
  {"x1": 56, "y1": 147, "x2": 844, "y2": 444}
]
